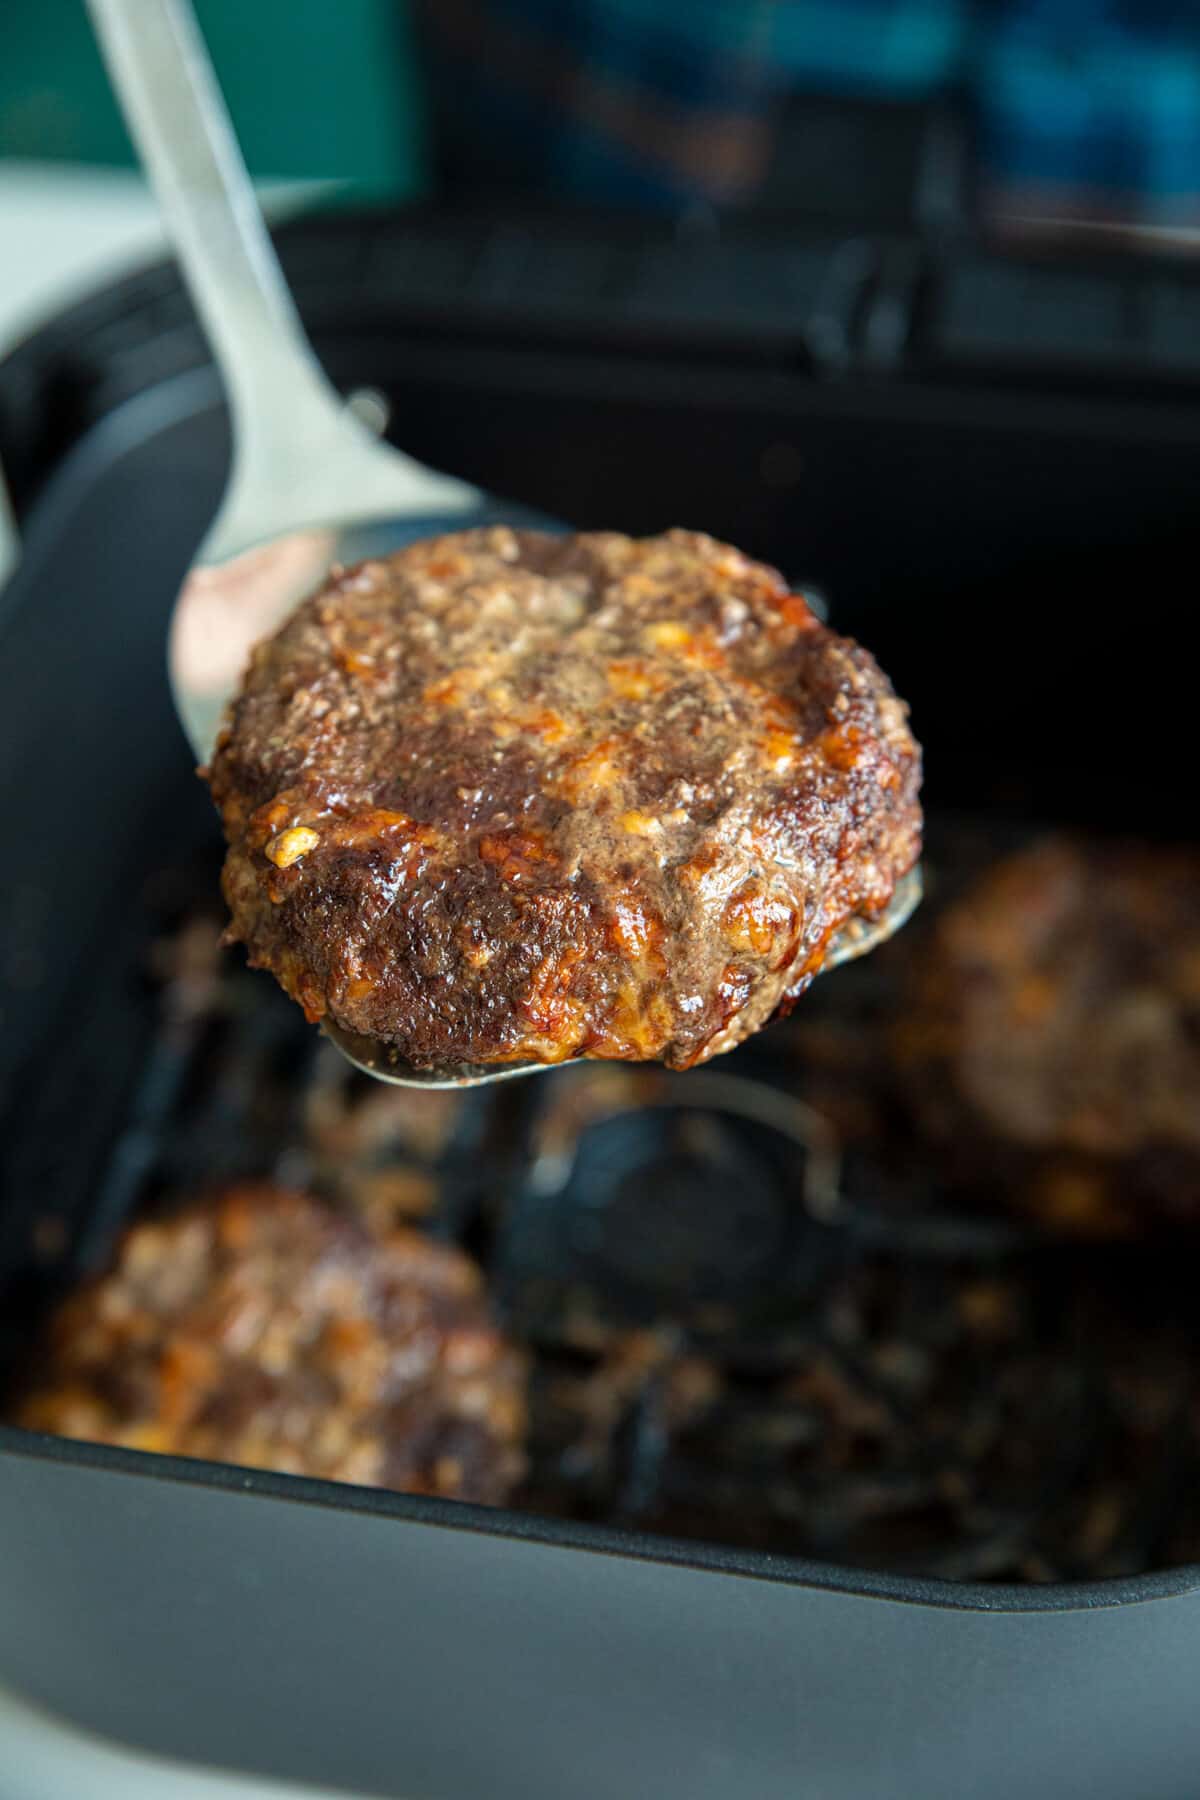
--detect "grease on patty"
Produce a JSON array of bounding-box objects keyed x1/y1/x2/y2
[{"x1": 206, "y1": 528, "x2": 921, "y2": 1069}]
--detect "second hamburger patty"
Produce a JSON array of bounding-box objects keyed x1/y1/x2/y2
[
  {"x1": 899, "y1": 839, "x2": 1200, "y2": 1160},
  {"x1": 895, "y1": 838, "x2": 1200, "y2": 1231},
  {"x1": 207, "y1": 527, "x2": 921, "y2": 1069}
]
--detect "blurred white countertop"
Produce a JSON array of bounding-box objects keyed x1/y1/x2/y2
[{"x1": 0, "y1": 161, "x2": 173, "y2": 354}]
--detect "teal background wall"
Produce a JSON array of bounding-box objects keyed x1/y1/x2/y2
[{"x1": 1, "y1": 0, "x2": 429, "y2": 200}]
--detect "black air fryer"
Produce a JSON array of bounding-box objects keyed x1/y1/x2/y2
[{"x1": 3, "y1": 207, "x2": 1200, "y2": 1800}]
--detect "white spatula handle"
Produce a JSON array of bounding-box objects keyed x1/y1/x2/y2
[{"x1": 86, "y1": 0, "x2": 476, "y2": 553}]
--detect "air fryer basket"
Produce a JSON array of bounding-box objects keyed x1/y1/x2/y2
[{"x1": 3, "y1": 209, "x2": 1200, "y2": 1800}]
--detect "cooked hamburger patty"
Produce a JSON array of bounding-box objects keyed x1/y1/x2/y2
[
  {"x1": 207, "y1": 527, "x2": 921, "y2": 1069},
  {"x1": 896, "y1": 839, "x2": 1200, "y2": 1230},
  {"x1": 15, "y1": 1185, "x2": 527, "y2": 1501}
]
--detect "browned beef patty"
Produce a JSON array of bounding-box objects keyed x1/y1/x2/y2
[
  {"x1": 15, "y1": 1185, "x2": 527, "y2": 1501},
  {"x1": 206, "y1": 527, "x2": 921, "y2": 1070},
  {"x1": 896, "y1": 839, "x2": 1200, "y2": 1232}
]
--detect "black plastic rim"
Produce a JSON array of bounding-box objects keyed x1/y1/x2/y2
[{"x1": 6, "y1": 1422, "x2": 1200, "y2": 1617}]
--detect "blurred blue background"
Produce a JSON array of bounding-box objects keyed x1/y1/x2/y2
[{"x1": 3, "y1": 0, "x2": 1200, "y2": 235}]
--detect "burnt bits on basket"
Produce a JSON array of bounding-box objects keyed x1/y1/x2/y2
[
  {"x1": 14, "y1": 1184, "x2": 527, "y2": 1503},
  {"x1": 205, "y1": 527, "x2": 921, "y2": 1071},
  {"x1": 894, "y1": 838, "x2": 1200, "y2": 1234},
  {"x1": 630, "y1": 1257, "x2": 1200, "y2": 1583},
  {"x1": 304, "y1": 1043, "x2": 475, "y2": 1232},
  {"x1": 492, "y1": 1058, "x2": 1200, "y2": 1581}
]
